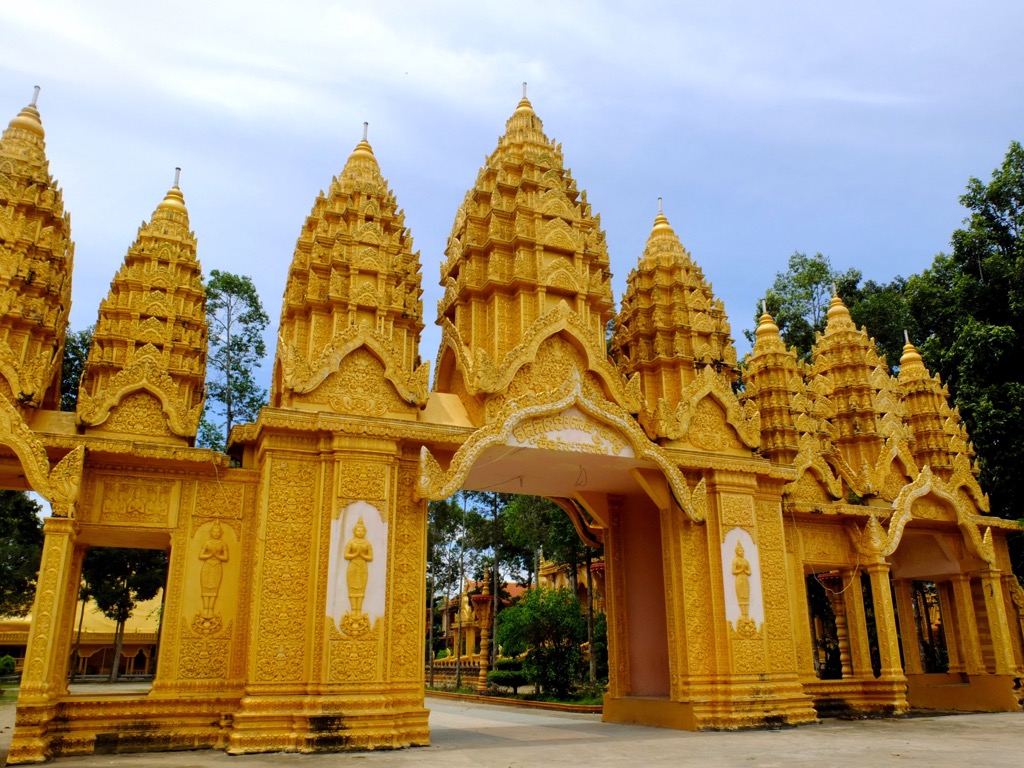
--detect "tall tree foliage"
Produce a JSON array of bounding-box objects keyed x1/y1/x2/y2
[
  {"x1": 748, "y1": 253, "x2": 911, "y2": 369},
  {"x1": 907, "y1": 141, "x2": 1024, "y2": 572},
  {"x1": 81, "y1": 547, "x2": 168, "y2": 681},
  {"x1": 200, "y1": 270, "x2": 270, "y2": 451},
  {"x1": 60, "y1": 326, "x2": 93, "y2": 412},
  {"x1": 496, "y1": 586, "x2": 586, "y2": 698},
  {"x1": 0, "y1": 491, "x2": 44, "y2": 617}
]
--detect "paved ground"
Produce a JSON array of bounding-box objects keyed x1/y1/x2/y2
[{"x1": 2, "y1": 690, "x2": 1023, "y2": 767}]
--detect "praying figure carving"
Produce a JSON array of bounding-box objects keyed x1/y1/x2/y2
[
  {"x1": 341, "y1": 517, "x2": 374, "y2": 637},
  {"x1": 732, "y1": 540, "x2": 756, "y2": 636},
  {"x1": 197, "y1": 522, "x2": 229, "y2": 629}
]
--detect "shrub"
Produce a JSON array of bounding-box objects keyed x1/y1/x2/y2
[
  {"x1": 487, "y1": 668, "x2": 528, "y2": 693},
  {"x1": 0, "y1": 655, "x2": 16, "y2": 676}
]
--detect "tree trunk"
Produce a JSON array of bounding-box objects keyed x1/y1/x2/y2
[
  {"x1": 586, "y1": 547, "x2": 596, "y2": 684},
  {"x1": 110, "y1": 618, "x2": 125, "y2": 683},
  {"x1": 70, "y1": 596, "x2": 87, "y2": 682}
]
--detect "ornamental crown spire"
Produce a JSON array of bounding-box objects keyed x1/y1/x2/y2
[
  {"x1": 271, "y1": 127, "x2": 427, "y2": 415},
  {"x1": 77, "y1": 173, "x2": 207, "y2": 442},
  {"x1": 0, "y1": 88, "x2": 74, "y2": 411},
  {"x1": 434, "y1": 90, "x2": 624, "y2": 422}
]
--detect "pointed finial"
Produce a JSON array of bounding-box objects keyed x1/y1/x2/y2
[
  {"x1": 762, "y1": 299, "x2": 767, "y2": 316},
  {"x1": 904, "y1": 329, "x2": 910, "y2": 343},
  {"x1": 173, "y1": 167, "x2": 181, "y2": 188},
  {"x1": 31, "y1": 85, "x2": 40, "y2": 107},
  {"x1": 362, "y1": 121, "x2": 368, "y2": 141},
  {"x1": 523, "y1": 81, "x2": 527, "y2": 99},
  {"x1": 831, "y1": 282, "x2": 838, "y2": 297},
  {"x1": 658, "y1": 196, "x2": 663, "y2": 214}
]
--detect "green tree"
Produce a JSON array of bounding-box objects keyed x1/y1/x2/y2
[
  {"x1": 0, "y1": 491, "x2": 44, "y2": 617},
  {"x1": 60, "y1": 326, "x2": 93, "y2": 412},
  {"x1": 748, "y1": 252, "x2": 861, "y2": 360},
  {"x1": 199, "y1": 270, "x2": 270, "y2": 451},
  {"x1": 81, "y1": 547, "x2": 168, "y2": 681},
  {"x1": 906, "y1": 141, "x2": 1024, "y2": 576},
  {"x1": 496, "y1": 586, "x2": 586, "y2": 698},
  {"x1": 748, "y1": 253, "x2": 911, "y2": 370}
]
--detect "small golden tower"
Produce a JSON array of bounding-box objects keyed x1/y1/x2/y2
[
  {"x1": 0, "y1": 87, "x2": 73, "y2": 412},
  {"x1": 897, "y1": 334, "x2": 973, "y2": 480},
  {"x1": 434, "y1": 87, "x2": 617, "y2": 420},
  {"x1": 808, "y1": 291, "x2": 887, "y2": 479},
  {"x1": 271, "y1": 124, "x2": 427, "y2": 415},
  {"x1": 76, "y1": 170, "x2": 207, "y2": 441},
  {"x1": 613, "y1": 203, "x2": 738, "y2": 399},
  {"x1": 742, "y1": 308, "x2": 801, "y2": 463}
]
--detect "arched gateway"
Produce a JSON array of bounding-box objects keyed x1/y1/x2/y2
[{"x1": 3, "y1": 90, "x2": 1023, "y2": 762}]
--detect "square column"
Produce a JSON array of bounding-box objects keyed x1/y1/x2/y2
[
  {"x1": 892, "y1": 579, "x2": 923, "y2": 674},
  {"x1": 865, "y1": 561, "x2": 903, "y2": 681},
  {"x1": 950, "y1": 574, "x2": 983, "y2": 675}
]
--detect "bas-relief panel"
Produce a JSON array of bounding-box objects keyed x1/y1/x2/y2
[
  {"x1": 97, "y1": 475, "x2": 177, "y2": 526},
  {"x1": 506, "y1": 405, "x2": 634, "y2": 457},
  {"x1": 720, "y1": 527, "x2": 764, "y2": 635},
  {"x1": 326, "y1": 500, "x2": 388, "y2": 634}
]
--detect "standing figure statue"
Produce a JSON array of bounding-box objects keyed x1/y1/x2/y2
[
  {"x1": 198, "y1": 522, "x2": 229, "y2": 619},
  {"x1": 732, "y1": 540, "x2": 752, "y2": 622},
  {"x1": 344, "y1": 517, "x2": 373, "y2": 616}
]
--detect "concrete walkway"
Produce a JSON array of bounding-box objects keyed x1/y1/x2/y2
[{"x1": 2, "y1": 692, "x2": 1023, "y2": 767}]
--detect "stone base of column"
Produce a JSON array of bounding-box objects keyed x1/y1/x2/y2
[
  {"x1": 7, "y1": 694, "x2": 239, "y2": 764},
  {"x1": 603, "y1": 679, "x2": 816, "y2": 731},
  {"x1": 801, "y1": 677, "x2": 909, "y2": 717},
  {"x1": 226, "y1": 692, "x2": 429, "y2": 754}
]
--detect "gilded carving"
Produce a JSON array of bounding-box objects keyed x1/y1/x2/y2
[{"x1": 339, "y1": 461, "x2": 388, "y2": 500}]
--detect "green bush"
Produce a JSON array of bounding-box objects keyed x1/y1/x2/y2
[
  {"x1": 0, "y1": 655, "x2": 16, "y2": 676},
  {"x1": 493, "y1": 657, "x2": 523, "y2": 672},
  {"x1": 487, "y1": 668, "x2": 527, "y2": 693},
  {"x1": 434, "y1": 648, "x2": 449, "y2": 660},
  {"x1": 496, "y1": 587, "x2": 586, "y2": 698}
]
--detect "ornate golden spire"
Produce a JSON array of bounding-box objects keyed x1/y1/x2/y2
[
  {"x1": 613, "y1": 204, "x2": 739, "y2": 399},
  {"x1": 77, "y1": 171, "x2": 207, "y2": 442},
  {"x1": 613, "y1": 204, "x2": 754, "y2": 447},
  {"x1": 897, "y1": 334, "x2": 971, "y2": 478},
  {"x1": 742, "y1": 308, "x2": 801, "y2": 462},
  {"x1": 434, "y1": 90, "x2": 623, "y2": 422},
  {"x1": 271, "y1": 126, "x2": 427, "y2": 415},
  {"x1": 0, "y1": 88, "x2": 74, "y2": 412}
]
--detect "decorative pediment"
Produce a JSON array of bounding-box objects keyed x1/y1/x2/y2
[
  {"x1": 436, "y1": 301, "x2": 638, "y2": 415},
  {"x1": 417, "y1": 367, "x2": 706, "y2": 523},
  {"x1": 785, "y1": 433, "x2": 844, "y2": 501},
  {"x1": 77, "y1": 347, "x2": 203, "y2": 437},
  {"x1": 849, "y1": 466, "x2": 996, "y2": 564},
  {"x1": 642, "y1": 364, "x2": 759, "y2": 448},
  {"x1": 277, "y1": 324, "x2": 428, "y2": 408}
]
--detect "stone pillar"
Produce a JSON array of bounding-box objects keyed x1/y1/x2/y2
[
  {"x1": 9, "y1": 515, "x2": 83, "y2": 763},
  {"x1": 978, "y1": 569, "x2": 1016, "y2": 675},
  {"x1": 821, "y1": 574, "x2": 853, "y2": 679},
  {"x1": 950, "y1": 573, "x2": 983, "y2": 674},
  {"x1": 893, "y1": 580, "x2": 923, "y2": 674},
  {"x1": 474, "y1": 573, "x2": 492, "y2": 692},
  {"x1": 937, "y1": 581, "x2": 963, "y2": 673},
  {"x1": 865, "y1": 561, "x2": 903, "y2": 679},
  {"x1": 841, "y1": 568, "x2": 872, "y2": 678}
]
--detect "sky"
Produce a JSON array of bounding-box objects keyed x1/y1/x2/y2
[{"x1": 2, "y1": 1, "x2": 1022, "y2": 385}]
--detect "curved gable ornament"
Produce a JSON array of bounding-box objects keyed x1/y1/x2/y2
[
  {"x1": 277, "y1": 325, "x2": 429, "y2": 407},
  {"x1": 0, "y1": 395, "x2": 84, "y2": 513},
  {"x1": 645, "y1": 364, "x2": 760, "y2": 447},
  {"x1": 416, "y1": 368, "x2": 707, "y2": 523},
  {"x1": 76, "y1": 346, "x2": 203, "y2": 437},
  {"x1": 849, "y1": 466, "x2": 996, "y2": 564},
  {"x1": 437, "y1": 302, "x2": 639, "y2": 414}
]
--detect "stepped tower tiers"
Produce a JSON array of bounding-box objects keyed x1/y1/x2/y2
[
  {"x1": 0, "y1": 87, "x2": 73, "y2": 413},
  {"x1": 434, "y1": 89, "x2": 632, "y2": 425},
  {"x1": 742, "y1": 308, "x2": 801, "y2": 463},
  {"x1": 271, "y1": 124, "x2": 427, "y2": 417},
  {"x1": 77, "y1": 170, "x2": 208, "y2": 442},
  {"x1": 897, "y1": 334, "x2": 976, "y2": 480},
  {"x1": 611, "y1": 204, "x2": 758, "y2": 448}
]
